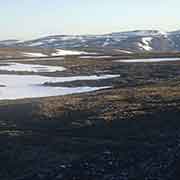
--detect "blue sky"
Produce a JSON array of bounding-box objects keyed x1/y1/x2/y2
[{"x1": 0, "y1": 0, "x2": 180, "y2": 40}]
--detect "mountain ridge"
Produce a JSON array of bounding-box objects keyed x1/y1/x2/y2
[{"x1": 1, "y1": 30, "x2": 180, "y2": 52}]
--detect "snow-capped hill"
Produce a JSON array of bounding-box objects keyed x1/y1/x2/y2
[
  {"x1": 2, "y1": 30, "x2": 180, "y2": 52},
  {"x1": 111, "y1": 30, "x2": 167, "y2": 38},
  {"x1": 19, "y1": 30, "x2": 170, "y2": 52}
]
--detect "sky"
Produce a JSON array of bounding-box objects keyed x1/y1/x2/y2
[{"x1": 0, "y1": 0, "x2": 180, "y2": 40}]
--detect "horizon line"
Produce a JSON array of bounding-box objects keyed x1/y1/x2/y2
[{"x1": 1, "y1": 28, "x2": 180, "y2": 41}]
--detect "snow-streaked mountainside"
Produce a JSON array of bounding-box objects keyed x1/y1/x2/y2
[{"x1": 2, "y1": 30, "x2": 180, "y2": 52}]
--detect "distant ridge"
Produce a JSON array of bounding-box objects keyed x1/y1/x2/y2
[{"x1": 1, "y1": 30, "x2": 180, "y2": 52}]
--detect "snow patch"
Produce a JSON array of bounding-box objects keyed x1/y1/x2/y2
[
  {"x1": 23, "y1": 52, "x2": 47, "y2": 57},
  {"x1": 51, "y1": 49, "x2": 89, "y2": 56},
  {"x1": 102, "y1": 38, "x2": 111, "y2": 47},
  {"x1": 138, "y1": 37, "x2": 153, "y2": 51},
  {"x1": 80, "y1": 56, "x2": 112, "y2": 59},
  {"x1": 116, "y1": 58, "x2": 180, "y2": 63},
  {"x1": 0, "y1": 63, "x2": 66, "y2": 73},
  {"x1": 142, "y1": 37, "x2": 153, "y2": 45},
  {"x1": 115, "y1": 49, "x2": 133, "y2": 54},
  {"x1": 137, "y1": 37, "x2": 153, "y2": 51},
  {"x1": 28, "y1": 42, "x2": 44, "y2": 46}
]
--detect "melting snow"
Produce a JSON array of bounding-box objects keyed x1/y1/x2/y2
[
  {"x1": 80, "y1": 56, "x2": 112, "y2": 59},
  {"x1": 116, "y1": 58, "x2": 180, "y2": 63},
  {"x1": 28, "y1": 42, "x2": 44, "y2": 46},
  {"x1": 115, "y1": 49, "x2": 133, "y2": 54},
  {"x1": 51, "y1": 49, "x2": 89, "y2": 56},
  {"x1": 4, "y1": 57, "x2": 65, "y2": 62},
  {"x1": 138, "y1": 42, "x2": 152, "y2": 51},
  {"x1": 23, "y1": 52, "x2": 47, "y2": 57},
  {"x1": 142, "y1": 37, "x2": 153, "y2": 45},
  {"x1": 137, "y1": 37, "x2": 153, "y2": 51},
  {"x1": 0, "y1": 63, "x2": 66, "y2": 72},
  {"x1": 0, "y1": 60, "x2": 120, "y2": 100},
  {"x1": 102, "y1": 38, "x2": 111, "y2": 47},
  {"x1": 0, "y1": 74, "x2": 119, "y2": 100}
]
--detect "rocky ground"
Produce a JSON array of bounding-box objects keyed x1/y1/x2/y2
[{"x1": 1, "y1": 53, "x2": 180, "y2": 179}]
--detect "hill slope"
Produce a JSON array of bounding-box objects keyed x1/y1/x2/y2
[{"x1": 2, "y1": 30, "x2": 180, "y2": 52}]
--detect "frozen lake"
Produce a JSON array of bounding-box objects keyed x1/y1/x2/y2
[
  {"x1": 0, "y1": 59, "x2": 120, "y2": 100},
  {"x1": 0, "y1": 74, "x2": 119, "y2": 100}
]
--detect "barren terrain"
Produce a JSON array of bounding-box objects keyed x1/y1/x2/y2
[{"x1": 1, "y1": 52, "x2": 180, "y2": 179}]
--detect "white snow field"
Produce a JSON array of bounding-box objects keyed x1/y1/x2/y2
[
  {"x1": 79, "y1": 56, "x2": 112, "y2": 59},
  {"x1": 51, "y1": 49, "x2": 90, "y2": 56},
  {"x1": 0, "y1": 74, "x2": 119, "y2": 100},
  {"x1": 23, "y1": 52, "x2": 48, "y2": 57},
  {"x1": 0, "y1": 62, "x2": 66, "y2": 72}
]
